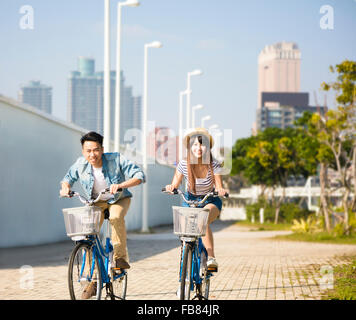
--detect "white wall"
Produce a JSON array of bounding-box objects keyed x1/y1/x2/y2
[{"x1": 0, "y1": 96, "x2": 179, "y2": 248}]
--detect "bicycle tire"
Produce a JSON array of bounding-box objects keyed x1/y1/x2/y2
[
  {"x1": 180, "y1": 243, "x2": 193, "y2": 300},
  {"x1": 111, "y1": 271, "x2": 128, "y2": 300},
  {"x1": 200, "y1": 274, "x2": 210, "y2": 300},
  {"x1": 68, "y1": 242, "x2": 103, "y2": 300}
]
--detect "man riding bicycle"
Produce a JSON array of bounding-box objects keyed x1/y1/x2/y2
[{"x1": 59, "y1": 131, "x2": 145, "y2": 297}]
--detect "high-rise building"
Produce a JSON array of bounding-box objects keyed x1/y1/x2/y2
[
  {"x1": 254, "y1": 42, "x2": 326, "y2": 133},
  {"x1": 67, "y1": 57, "x2": 141, "y2": 143},
  {"x1": 258, "y1": 42, "x2": 301, "y2": 108},
  {"x1": 18, "y1": 80, "x2": 52, "y2": 114},
  {"x1": 256, "y1": 95, "x2": 327, "y2": 131},
  {"x1": 132, "y1": 96, "x2": 142, "y2": 132}
]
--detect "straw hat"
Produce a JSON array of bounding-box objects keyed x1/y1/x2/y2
[{"x1": 183, "y1": 127, "x2": 214, "y2": 148}]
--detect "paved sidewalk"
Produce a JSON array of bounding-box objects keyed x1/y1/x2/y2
[{"x1": 1, "y1": 220, "x2": 355, "y2": 300}]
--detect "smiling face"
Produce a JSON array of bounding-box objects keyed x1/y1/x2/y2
[
  {"x1": 82, "y1": 141, "x2": 104, "y2": 168},
  {"x1": 190, "y1": 137, "x2": 207, "y2": 159}
]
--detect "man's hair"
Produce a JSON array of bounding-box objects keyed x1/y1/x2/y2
[{"x1": 80, "y1": 131, "x2": 104, "y2": 147}]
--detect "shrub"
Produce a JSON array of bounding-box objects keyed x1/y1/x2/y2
[
  {"x1": 245, "y1": 199, "x2": 311, "y2": 224},
  {"x1": 291, "y1": 215, "x2": 324, "y2": 234}
]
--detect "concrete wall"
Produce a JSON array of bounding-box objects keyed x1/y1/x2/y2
[{"x1": 0, "y1": 96, "x2": 179, "y2": 248}]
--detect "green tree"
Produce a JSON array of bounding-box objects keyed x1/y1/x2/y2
[
  {"x1": 232, "y1": 127, "x2": 318, "y2": 224},
  {"x1": 309, "y1": 60, "x2": 356, "y2": 235}
]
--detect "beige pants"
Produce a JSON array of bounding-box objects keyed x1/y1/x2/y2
[{"x1": 96, "y1": 197, "x2": 131, "y2": 262}]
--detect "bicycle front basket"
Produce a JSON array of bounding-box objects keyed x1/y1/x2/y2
[
  {"x1": 172, "y1": 206, "x2": 210, "y2": 237},
  {"x1": 62, "y1": 206, "x2": 102, "y2": 238}
]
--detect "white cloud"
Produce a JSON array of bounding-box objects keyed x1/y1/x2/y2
[
  {"x1": 122, "y1": 24, "x2": 153, "y2": 38},
  {"x1": 196, "y1": 39, "x2": 226, "y2": 50}
]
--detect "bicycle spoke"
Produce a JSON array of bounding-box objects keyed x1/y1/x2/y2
[{"x1": 68, "y1": 243, "x2": 103, "y2": 300}]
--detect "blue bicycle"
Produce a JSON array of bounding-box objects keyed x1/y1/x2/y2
[
  {"x1": 62, "y1": 188, "x2": 127, "y2": 300},
  {"x1": 162, "y1": 188, "x2": 228, "y2": 300}
]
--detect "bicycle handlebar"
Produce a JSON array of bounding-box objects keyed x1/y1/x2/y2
[
  {"x1": 65, "y1": 187, "x2": 123, "y2": 205},
  {"x1": 161, "y1": 187, "x2": 228, "y2": 198},
  {"x1": 161, "y1": 187, "x2": 229, "y2": 207}
]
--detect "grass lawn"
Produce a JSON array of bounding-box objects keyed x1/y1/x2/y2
[
  {"x1": 235, "y1": 220, "x2": 292, "y2": 231},
  {"x1": 235, "y1": 220, "x2": 356, "y2": 244},
  {"x1": 274, "y1": 232, "x2": 356, "y2": 245},
  {"x1": 321, "y1": 258, "x2": 356, "y2": 300}
]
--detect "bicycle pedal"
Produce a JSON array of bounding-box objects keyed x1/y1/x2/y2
[
  {"x1": 207, "y1": 267, "x2": 218, "y2": 272},
  {"x1": 112, "y1": 267, "x2": 124, "y2": 274}
]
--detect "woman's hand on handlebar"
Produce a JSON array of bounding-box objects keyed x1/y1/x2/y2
[
  {"x1": 215, "y1": 187, "x2": 229, "y2": 198},
  {"x1": 164, "y1": 184, "x2": 176, "y2": 194}
]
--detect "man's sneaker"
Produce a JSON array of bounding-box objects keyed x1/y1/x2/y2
[
  {"x1": 207, "y1": 257, "x2": 218, "y2": 272},
  {"x1": 81, "y1": 281, "x2": 97, "y2": 299},
  {"x1": 113, "y1": 258, "x2": 130, "y2": 270}
]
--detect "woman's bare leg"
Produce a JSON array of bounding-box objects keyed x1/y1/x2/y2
[{"x1": 201, "y1": 203, "x2": 220, "y2": 257}]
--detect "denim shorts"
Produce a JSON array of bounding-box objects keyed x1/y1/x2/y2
[{"x1": 181, "y1": 192, "x2": 223, "y2": 212}]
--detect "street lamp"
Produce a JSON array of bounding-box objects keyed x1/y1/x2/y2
[
  {"x1": 141, "y1": 40, "x2": 162, "y2": 233},
  {"x1": 208, "y1": 124, "x2": 219, "y2": 131},
  {"x1": 201, "y1": 115, "x2": 211, "y2": 128},
  {"x1": 179, "y1": 90, "x2": 189, "y2": 161},
  {"x1": 114, "y1": 0, "x2": 140, "y2": 152},
  {"x1": 103, "y1": 0, "x2": 111, "y2": 152},
  {"x1": 186, "y1": 69, "x2": 202, "y2": 130},
  {"x1": 211, "y1": 130, "x2": 223, "y2": 159},
  {"x1": 192, "y1": 104, "x2": 204, "y2": 128}
]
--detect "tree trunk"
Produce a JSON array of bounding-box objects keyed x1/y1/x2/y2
[
  {"x1": 274, "y1": 186, "x2": 286, "y2": 224},
  {"x1": 320, "y1": 162, "x2": 331, "y2": 233},
  {"x1": 274, "y1": 206, "x2": 280, "y2": 224},
  {"x1": 343, "y1": 189, "x2": 350, "y2": 236},
  {"x1": 352, "y1": 144, "x2": 356, "y2": 215}
]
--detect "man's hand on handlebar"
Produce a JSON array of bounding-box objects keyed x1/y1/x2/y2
[
  {"x1": 110, "y1": 184, "x2": 123, "y2": 194},
  {"x1": 59, "y1": 182, "x2": 71, "y2": 198}
]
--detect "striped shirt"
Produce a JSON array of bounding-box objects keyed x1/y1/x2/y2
[{"x1": 177, "y1": 159, "x2": 222, "y2": 196}]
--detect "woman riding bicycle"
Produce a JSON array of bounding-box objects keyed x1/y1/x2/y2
[{"x1": 165, "y1": 128, "x2": 228, "y2": 271}]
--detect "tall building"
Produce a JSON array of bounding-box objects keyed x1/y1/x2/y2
[
  {"x1": 18, "y1": 80, "x2": 52, "y2": 114},
  {"x1": 258, "y1": 42, "x2": 301, "y2": 108},
  {"x1": 67, "y1": 57, "x2": 141, "y2": 144},
  {"x1": 132, "y1": 96, "x2": 142, "y2": 132},
  {"x1": 256, "y1": 94, "x2": 327, "y2": 131},
  {"x1": 254, "y1": 42, "x2": 326, "y2": 133}
]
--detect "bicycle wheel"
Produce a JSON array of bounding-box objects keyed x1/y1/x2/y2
[
  {"x1": 68, "y1": 242, "x2": 103, "y2": 300},
  {"x1": 199, "y1": 274, "x2": 210, "y2": 300},
  {"x1": 198, "y1": 251, "x2": 210, "y2": 300},
  {"x1": 180, "y1": 243, "x2": 193, "y2": 300},
  {"x1": 110, "y1": 271, "x2": 128, "y2": 300}
]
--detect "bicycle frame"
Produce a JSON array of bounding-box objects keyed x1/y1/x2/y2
[
  {"x1": 161, "y1": 187, "x2": 228, "y2": 300},
  {"x1": 180, "y1": 238, "x2": 211, "y2": 292},
  {"x1": 77, "y1": 233, "x2": 126, "y2": 285},
  {"x1": 63, "y1": 188, "x2": 128, "y2": 300}
]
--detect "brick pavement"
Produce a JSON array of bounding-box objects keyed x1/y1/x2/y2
[{"x1": 1, "y1": 220, "x2": 355, "y2": 300}]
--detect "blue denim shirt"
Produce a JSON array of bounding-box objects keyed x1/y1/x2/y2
[{"x1": 61, "y1": 152, "x2": 145, "y2": 204}]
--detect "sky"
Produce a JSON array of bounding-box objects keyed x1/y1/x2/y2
[{"x1": 1, "y1": 0, "x2": 355, "y2": 147}]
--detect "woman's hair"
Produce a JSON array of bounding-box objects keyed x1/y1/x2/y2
[{"x1": 186, "y1": 134, "x2": 214, "y2": 194}]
